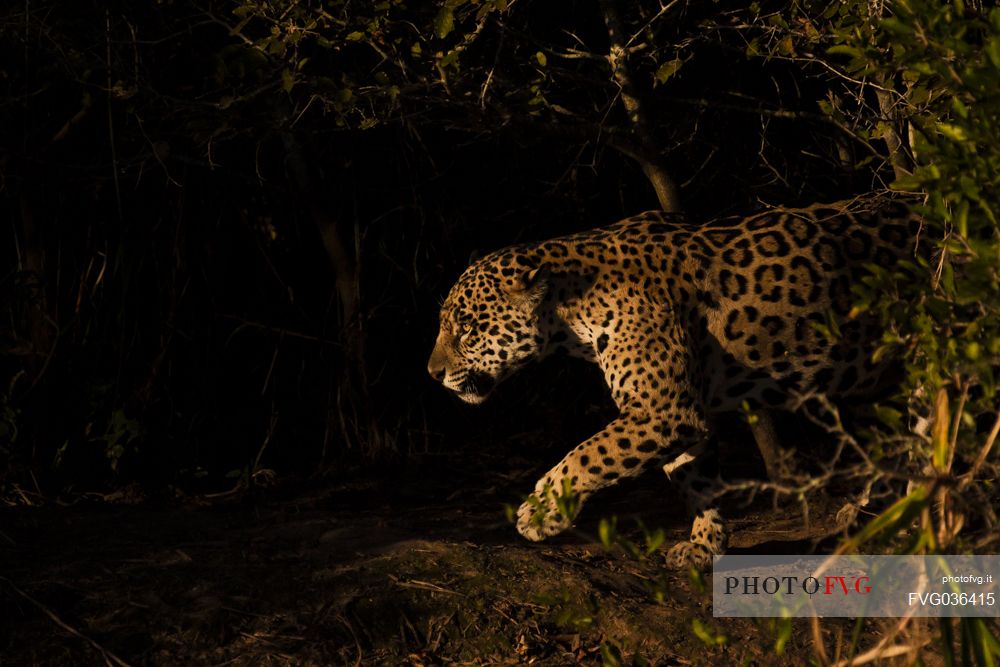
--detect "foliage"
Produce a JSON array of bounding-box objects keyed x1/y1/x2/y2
[
  {"x1": 804, "y1": 0, "x2": 1000, "y2": 428},
  {"x1": 729, "y1": 0, "x2": 1000, "y2": 661},
  {"x1": 710, "y1": 0, "x2": 1000, "y2": 526},
  {"x1": 737, "y1": 0, "x2": 1000, "y2": 431}
]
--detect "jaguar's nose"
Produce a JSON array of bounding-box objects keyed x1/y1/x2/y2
[{"x1": 427, "y1": 359, "x2": 446, "y2": 382}]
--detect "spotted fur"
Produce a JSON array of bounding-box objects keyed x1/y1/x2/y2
[{"x1": 428, "y1": 197, "x2": 920, "y2": 567}]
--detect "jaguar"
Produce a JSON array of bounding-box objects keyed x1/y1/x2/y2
[{"x1": 427, "y1": 196, "x2": 919, "y2": 567}]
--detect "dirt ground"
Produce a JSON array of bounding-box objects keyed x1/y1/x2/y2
[{"x1": 1, "y1": 452, "x2": 883, "y2": 666}]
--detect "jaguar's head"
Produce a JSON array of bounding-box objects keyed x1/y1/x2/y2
[{"x1": 427, "y1": 251, "x2": 548, "y2": 404}]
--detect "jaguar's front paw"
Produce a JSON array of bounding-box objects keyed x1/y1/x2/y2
[
  {"x1": 516, "y1": 494, "x2": 572, "y2": 541},
  {"x1": 665, "y1": 541, "x2": 716, "y2": 570}
]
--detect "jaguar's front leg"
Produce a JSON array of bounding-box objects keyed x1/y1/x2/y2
[
  {"x1": 516, "y1": 408, "x2": 708, "y2": 541},
  {"x1": 515, "y1": 476, "x2": 580, "y2": 541}
]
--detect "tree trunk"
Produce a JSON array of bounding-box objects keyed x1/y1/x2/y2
[
  {"x1": 17, "y1": 194, "x2": 54, "y2": 380},
  {"x1": 599, "y1": 0, "x2": 681, "y2": 212},
  {"x1": 875, "y1": 87, "x2": 913, "y2": 181},
  {"x1": 281, "y1": 132, "x2": 388, "y2": 461},
  {"x1": 868, "y1": 3, "x2": 913, "y2": 181}
]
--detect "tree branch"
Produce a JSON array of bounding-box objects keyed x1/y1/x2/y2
[{"x1": 599, "y1": 0, "x2": 681, "y2": 212}]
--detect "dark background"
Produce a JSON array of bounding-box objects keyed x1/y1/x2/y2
[{"x1": 0, "y1": 0, "x2": 889, "y2": 496}]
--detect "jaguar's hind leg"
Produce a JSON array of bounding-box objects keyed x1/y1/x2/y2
[{"x1": 664, "y1": 444, "x2": 726, "y2": 569}]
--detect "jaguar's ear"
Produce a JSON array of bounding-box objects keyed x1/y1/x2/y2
[
  {"x1": 504, "y1": 262, "x2": 550, "y2": 309},
  {"x1": 509, "y1": 264, "x2": 544, "y2": 290}
]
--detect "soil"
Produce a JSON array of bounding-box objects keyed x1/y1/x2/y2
[{"x1": 0, "y1": 453, "x2": 873, "y2": 666}]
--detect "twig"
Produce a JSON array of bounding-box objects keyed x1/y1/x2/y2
[
  {"x1": 624, "y1": 0, "x2": 682, "y2": 49},
  {"x1": 811, "y1": 614, "x2": 830, "y2": 666},
  {"x1": 49, "y1": 92, "x2": 94, "y2": 144},
  {"x1": 218, "y1": 314, "x2": 340, "y2": 347},
  {"x1": 335, "y1": 614, "x2": 363, "y2": 667},
  {"x1": 961, "y1": 411, "x2": 1000, "y2": 488},
  {"x1": 388, "y1": 576, "x2": 464, "y2": 597},
  {"x1": 479, "y1": 17, "x2": 505, "y2": 109},
  {"x1": 135, "y1": 116, "x2": 181, "y2": 187},
  {"x1": 832, "y1": 638, "x2": 930, "y2": 666},
  {"x1": 202, "y1": 11, "x2": 255, "y2": 48},
  {"x1": 253, "y1": 411, "x2": 278, "y2": 472},
  {"x1": 946, "y1": 381, "x2": 969, "y2": 473},
  {"x1": 105, "y1": 9, "x2": 123, "y2": 224},
  {"x1": 0, "y1": 576, "x2": 134, "y2": 667}
]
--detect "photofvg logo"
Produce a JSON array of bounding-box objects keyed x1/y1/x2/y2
[
  {"x1": 723, "y1": 572, "x2": 871, "y2": 596},
  {"x1": 712, "y1": 555, "x2": 1000, "y2": 618}
]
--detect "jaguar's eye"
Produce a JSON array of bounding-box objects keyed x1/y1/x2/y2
[
  {"x1": 452, "y1": 318, "x2": 472, "y2": 338},
  {"x1": 459, "y1": 323, "x2": 475, "y2": 341}
]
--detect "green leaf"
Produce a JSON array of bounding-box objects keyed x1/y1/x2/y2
[
  {"x1": 692, "y1": 618, "x2": 727, "y2": 646},
  {"x1": 644, "y1": 527, "x2": 665, "y2": 555},
  {"x1": 850, "y1": 487, "x2": 928, "y2": 546},
  {"x1": 345, "y1": 31, "x2": 365, "y2": 42},
  {"x1": 932, "y1": 388, "x2": 950, "y2": 470},
  {"x1": 826, "y1": 44, "x2": 863, "y2": 58},
  {"x1": 535, "y1": 51, "x2": 547, "y2": 67},
  {"x1": 281, "y1": 68, "x2": 294, "y2": 93},
  {"x1": 775, "y1": 616, "x2": 792, "y2": 655},
  {"x1": 987, "y1": 36, "x2": 1000, "y2": 69},
  {"x1": 599, "y1": 642, "x2": 623, "y2": 667},
  {"x1": 655, "y1": 58, "x2": 683, "y2": 85},
  {"x1": 891, "y1": 175, "x2": 923, "y2": 191},
  {"x1": 875, "y1": 405, "x2": 903, "y2": 429},
  {"x1": 434, "y1": 5, "x2": 455, "y2": 39},
  {"x1": 633, "y1": 654, "x2": 652, "y2": 667},
  {"x1": 880, "y1": 17, "x2": 910, "y2": 36},
  {"x1": 688, "y1": 566, "x2": 707, "y2": 593},
  {"x1": 598, "y1": 516, "x2": 616, "y2": 548},
  {"x1": 937, "y1": 123, "x2": 970, "y2": 143}
]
